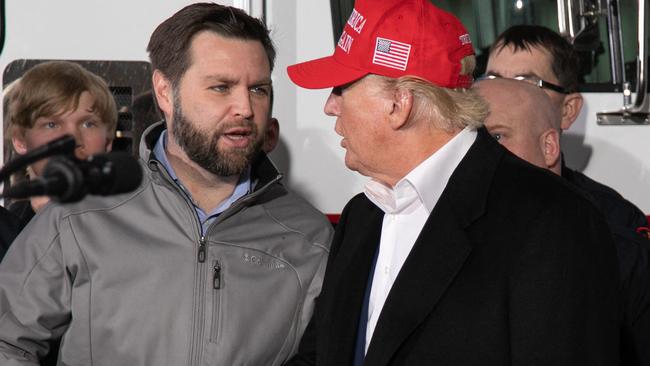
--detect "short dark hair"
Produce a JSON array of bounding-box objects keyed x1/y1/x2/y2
[
  {"x1": 490, "y1": 25, "x2": 580, "y2": 93},
  {"x1": 147, "y1": 3, "x2": 276, "y2": 87}
]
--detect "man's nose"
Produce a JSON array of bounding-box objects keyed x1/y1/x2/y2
[
  {"x1": 324, "y1": 92, "x2": 341, "y2": 117},
  {"x1": 232, "y1": 89, "x2": 254, "y2": 120}
]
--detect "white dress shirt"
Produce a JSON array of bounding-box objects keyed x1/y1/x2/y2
[{"x1": 362, "y1": 127, "x2": 477, "y2": 353}]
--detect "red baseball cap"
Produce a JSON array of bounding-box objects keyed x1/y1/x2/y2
[{"x1": 287, "y1": 0, "x2": 475, "y2": 89}]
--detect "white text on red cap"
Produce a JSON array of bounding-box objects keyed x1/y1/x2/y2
[
  {"x1": 337, "y1": 8, "x2": 367, "y2": 54},
  {"x1": 347, "y1": 9, "x2": 367, "y2": 34}
]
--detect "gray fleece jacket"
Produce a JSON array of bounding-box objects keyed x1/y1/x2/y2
[{"x1": 0, "y1": 122, "x2": 333, "y2": 366}]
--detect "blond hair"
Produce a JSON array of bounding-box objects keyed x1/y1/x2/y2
[
  {"x1": 5, "y1": 61, "x2": 117, "y2": 138},
  {"x1": 379, "y1": 56, "x2": 488, "y2": 132}
]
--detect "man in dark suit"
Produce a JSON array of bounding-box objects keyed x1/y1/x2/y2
[
  {"x1": 284, "y1": 0, "x2": 621, "y2": 364},
  {"x1": 477, "y1": 69, "x2": 650, "y2": 366}
]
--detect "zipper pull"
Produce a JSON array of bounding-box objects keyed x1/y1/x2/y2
[
  {"x1": 198, "y1": 237, "x2": 206, "y2": 263},
  {"x1": 213, "y1": 260, "x2": 222, "y2": 289}
]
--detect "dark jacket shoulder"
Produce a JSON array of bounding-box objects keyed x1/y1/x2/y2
[{"x1": 562, "y1": 165, "x2": 647, "y2": 231}]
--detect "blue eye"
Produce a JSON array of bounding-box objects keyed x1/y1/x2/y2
[
  {"x1": 211, "y1": 85, "x2": 229, "y2": 93},
  {"x1": 82, "y1": 120, "x2": 99, "y2": 128},
  {"x1": 250, "y1": 86, "x2": 270, "y2": 96}
]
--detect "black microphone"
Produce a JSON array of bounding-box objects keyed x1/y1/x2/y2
[
  {"x1": 82, "y1": 153, "x2": 143, "y2": 196},
  {"x1": 2, "y1": 152, "x2": 143, "y2": 203},
  {"x1": 0, "y1": 135, "x2": 76, "y2": 180}
]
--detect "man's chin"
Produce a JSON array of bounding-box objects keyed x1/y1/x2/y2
[
  {"x1": 200, "y1": 149, "x2": 256, "y2": 176},
  {"x1": 344, "y1": 157, "x2": 362, "y2": 175}
]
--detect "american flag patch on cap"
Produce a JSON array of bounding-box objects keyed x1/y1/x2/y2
[{"x1": 372, "y1": 37, "x2": 411, "y2": 71}]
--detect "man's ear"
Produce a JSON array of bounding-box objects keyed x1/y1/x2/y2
[
  {"x1": 11, "y1": 129, "x2": 28, "y2": 155},
  {"x1": 263, "y1": 117, "x2": 280, "y2": 153},
  {"x1": 560, "y1": 93, "x2": 583, "y2": 130},
  {"x1": 388, "y1": 87, "x2": 413, "y2": 130},
  {"x1": 540, "y1": 128, "x2": 561, "y2": 171},
  {"x1": 152, "y1": 70, "x2": 173, "y2": 119}
]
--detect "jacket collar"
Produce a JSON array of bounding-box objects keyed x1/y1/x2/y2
[{"x1": 139, "y1": 120, "x2": 283, "y2": 193}]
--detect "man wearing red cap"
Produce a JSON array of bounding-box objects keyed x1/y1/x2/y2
[{"x1": 285, "y1": 0, "x2": 620, "y2": 365}]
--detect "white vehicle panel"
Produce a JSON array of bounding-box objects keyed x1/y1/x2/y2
[{"x1": 1, "y1": 0, "x2": 647, "y2": 216}]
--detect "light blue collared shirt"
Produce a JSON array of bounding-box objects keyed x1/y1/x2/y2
[{"x1": 153, "y1": 130, "x2": 251, "y2": 234}]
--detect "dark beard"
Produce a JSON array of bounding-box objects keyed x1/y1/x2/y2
[{"x1": 171, "y1": 94, "x2": 262, "y2": 177}]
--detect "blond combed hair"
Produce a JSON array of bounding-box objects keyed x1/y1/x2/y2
[{"x1": 380, "y1": 56, "x2": 488, "y2": 132}]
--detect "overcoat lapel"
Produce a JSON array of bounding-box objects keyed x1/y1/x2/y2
[
  {"x1": 363, "y1": 128, "x2": 504, "y2": 366},
  {"x1": 323, "y1": 198, "x2": 384, "y2": 366}
]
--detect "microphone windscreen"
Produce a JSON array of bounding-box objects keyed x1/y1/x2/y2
[{"x1": 89, "y1": 152, "x2": 143, "y2": 196}]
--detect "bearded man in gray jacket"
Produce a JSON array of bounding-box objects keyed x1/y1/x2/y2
[{"x1": 0, "y1": 3, "x2": 333, "y2": 365}]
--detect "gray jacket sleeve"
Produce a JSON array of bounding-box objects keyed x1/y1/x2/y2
[
  {"x1": 0, "y1": 217, "x2": 72, "y2": 364},
  {"x1": 292, "y1": 238, "x2": 330, "y2": 354}
]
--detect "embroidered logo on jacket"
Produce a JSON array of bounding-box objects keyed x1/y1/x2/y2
[{"x1": 242, "y1": 252, "x2": 286, "y2": 269}]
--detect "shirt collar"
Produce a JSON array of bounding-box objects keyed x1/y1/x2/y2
[
  {"x1": 364, "y1": 127, "x2": 477, "y2": 214},
  {"x1": 153, "y1": 130, "x2": 177, "y2": 181}
]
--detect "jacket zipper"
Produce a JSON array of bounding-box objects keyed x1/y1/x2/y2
[
  {"x1": 198, "y1": 237, "x2": 207, "y2": 263},
  {"x1": 210, "y1": 259, "x2": 223, "y2": 342},
  {"x1": 213, "y1": 260, "x2": 222, "y2": 289},
  {"x1": 154, "y1": 160, "x2": 215, "y2": 365},
  {"x1": 150, "y1": 158, "x2": 207, "y2": 262},
  {"x1": 150, "y1": 161, "x2": 207, "y2": 365}
]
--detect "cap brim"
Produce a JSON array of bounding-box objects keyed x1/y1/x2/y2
[{"x1": 287, "y1": 55, "x2": 368, "y2": 89}]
